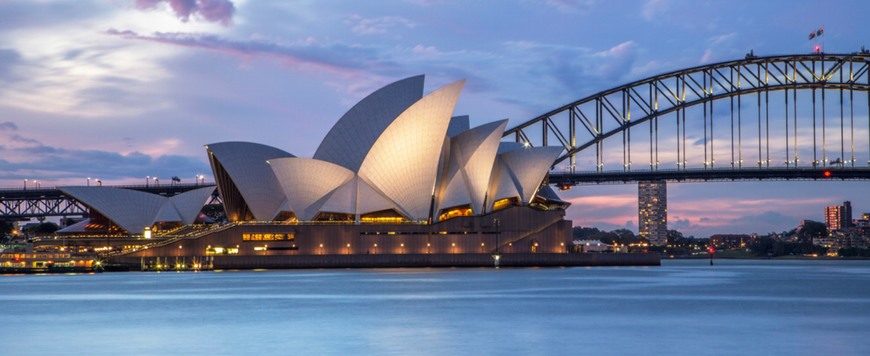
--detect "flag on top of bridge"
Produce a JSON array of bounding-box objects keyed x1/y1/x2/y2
[{"x1": 809, "y1": 26, "x2": 823, "y2": 40}]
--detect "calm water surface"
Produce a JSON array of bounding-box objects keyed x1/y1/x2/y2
[{"x1": 2, "y1": 259, "x2": 869, "y2": 355}]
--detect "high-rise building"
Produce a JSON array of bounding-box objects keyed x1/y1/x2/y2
[
  {"x1": 825, "y1": 201, "x2": 853, "y2": 232},
  {"x1": 639, "y1": 180, "x2": 667, "y2": 246},
  {"x1": 843, "y1": 201, "x2": 853, "y2": 227}
]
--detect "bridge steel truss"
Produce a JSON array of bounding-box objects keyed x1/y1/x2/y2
[
  {"x1": 0, "y1": 184, "x2": 218, "y2": 221},
  {"x1": 504, "y1": 53, "x2": 870, "y2": 183},
  {"x1": 0, "y1": 188, "x2": 88, "y2": 220}
]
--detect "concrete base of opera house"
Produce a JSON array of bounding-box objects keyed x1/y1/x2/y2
[
  {"x1": 108, "y1": 207, "x2": 660, "y2": 269},
  {"x1": 111, "y1": 253, "x2": 661, "y2": 269}
]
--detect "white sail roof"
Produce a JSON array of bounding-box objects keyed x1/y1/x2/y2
[
  {"x1": 358, "y1": 80, "x2": 465, "y2": 220},
  {"x1": 59, "y1": 186, "x2": 167, "y2": 233},
  {"x1": 498, "y1": 146, "x2": 563, "y2": 204},
  {"x1": 317, "y1": 176, "x2": 401, "y2": 217},
  {"x1": 314, "y1": 75, "x2": 425, "y2": 172},
  {"x1": 437, "y1": 120, "x2": 508, "y2": 215},
  {"x1": 268, "y1": 157, "x2": 355, "y2": 221},
  {"x1": 170, "y1": 186, "x2": 217, "y2": 224},
  {"x1": 206, "y1": 141, "x2": 294, "y2": 221},
  {"x1": 59, "y1": 186, "x2": 216, "y2": 233}
]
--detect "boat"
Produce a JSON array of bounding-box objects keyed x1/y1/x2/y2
[{"x1": 0, "y1": 253, "x2": 102, "y2": 274}]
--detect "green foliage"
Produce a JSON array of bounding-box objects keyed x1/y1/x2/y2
[
  {"x1": 749, "y1": 236, "x2": 827, "y2": 257},
  {"x1": 24, "y1": 222, "x2": 59, "y2": 236},
  {"x1": 796, "y1": 221, "x2": 827, "y2": 241},
  {"x1": 572, "y1": 226, "x2": 640, "y2": 245},
  {"x1": 0, "y1": 220, "x2": 13, "y2": 235},
  {"x1": 837, "y1": 248, "x2": 870, "y2": 258}
]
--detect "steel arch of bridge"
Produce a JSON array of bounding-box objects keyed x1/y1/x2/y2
[{"x1": 504, "y1": 53, "x2": 870, "y2": 183}]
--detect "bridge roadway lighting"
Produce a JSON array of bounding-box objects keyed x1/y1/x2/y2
[
  {"x1": 23, "y1": 179, "x2": 27, "y2": 190},
  {"x1": 87, "y1": 177, "x2": 90, "y2": 186},
  {"x1": 146, "y1": 176, "x2": 150, "y2": 187}
]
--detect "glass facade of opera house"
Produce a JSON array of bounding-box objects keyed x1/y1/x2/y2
[{"x1": 57, "y1": 76, "x2": 577, "y2": 263}]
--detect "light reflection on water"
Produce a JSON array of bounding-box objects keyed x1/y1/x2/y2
[{"x1": 1, "y1": 259, "x2": 869, "y2": 355}]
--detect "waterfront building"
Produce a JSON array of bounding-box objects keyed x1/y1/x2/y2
[
  {"x1": 825, "y1": 201, "x2": 853, "y2": 232},
  {"x1": 638, "y1": 180, "x2": 667, "y2": 246},
  {"x1": 709, "y1": 234, "x2": 753, "y2": 249},
  {"x1": 94, "y1": 75, "x2": 586, "y2": 268}
]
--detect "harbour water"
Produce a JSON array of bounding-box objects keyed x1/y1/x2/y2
[{"x1": 2, "y1": 259, "x2": 869, "y2": 355}]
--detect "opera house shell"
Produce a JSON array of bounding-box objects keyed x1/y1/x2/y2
[
  {"x1": 57, "y1": 186, "x2": 216, "y2": 234},
  {"x1": 111, "y1": 75, "x2": 579, "y2": 267},
  {"x1": 206, "y1": 76, "x2": 566, "y2": 225}
]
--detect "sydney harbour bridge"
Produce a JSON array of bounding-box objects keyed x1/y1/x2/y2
[{"x1": 1, "y1": 52, "x2": 869, "y2": 221}]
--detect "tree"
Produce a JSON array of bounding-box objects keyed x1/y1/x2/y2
[
  {"x1": 25, "y1": 222, "x2": 59, "y2": 236},
  {"x1": 796, "y1": 221, "x2": 826, "y2": 241},
  {"x1": 0, "y1": 220, "x2": 13, "y2": 235}
]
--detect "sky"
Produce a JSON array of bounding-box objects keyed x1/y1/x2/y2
[{"x1": 0, "y1": 0, "x2": 868, "y2": 237}]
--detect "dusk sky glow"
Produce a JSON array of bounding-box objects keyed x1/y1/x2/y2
[{"x1": 1, "y1": 0, "x2": 868, "y2": 237}]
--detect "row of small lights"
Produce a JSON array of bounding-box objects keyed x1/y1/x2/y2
[
  {"x1": 22, "y1": 179, "x2": 43, "y2": 190},
  {"x1": 146, "y1": 175, "x2": 208, "y2": 186},
  {"x1": 24, "y1": 175, "x2": 209, "y2": 189},
  {"x1": 575, "y1": 157, "x2": 867, "y2": 170}
]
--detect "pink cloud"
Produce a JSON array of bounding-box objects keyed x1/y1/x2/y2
[
  {"x1": 104, "y1": 29, "x2": 374, "y2": 77},
  {"x1": 134, "y1": 0, "x2": 235, "y2": 26}
]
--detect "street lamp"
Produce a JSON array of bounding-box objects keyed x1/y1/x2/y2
[
  {"x1": 96, "y1": 179, "x2": 102, "y2": 186},
  {"x1": 146, "y1": 176, "x2": 150, "y2": 187},
  {"x1": 153, "y1": 177, "x2": 159, "y2": 186},
  {"x1": 87, "y1": 177, "x2": 91, "y2": 187},
  {"x1": 23, "y1": 179, "x2": 27, "y2": 190}
]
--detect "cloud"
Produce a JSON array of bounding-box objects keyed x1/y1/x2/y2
[
  {"x1": 708, "y1": 32, "x2": 736, "y2": 46},
  {"x1": 731, "y1": 210, "x2": 797, "y2": 225},
  {"x1": 346, "y1": 15, "x2": 416, "y2": 36},
  {"x1": 0, "y1": 121, "x2": 209, "y2": 184},
  {"x1": 500, "y1": 39, "x2": 640, "y2": 102},
  {"x1": 699, "y1": 33, "x2": 736, "y2": 64},
  {"x1": 542, "y1": 0, "x2": 597, "y2": 13},
  {"x1": 641, "y1": 0, "x2": 668, "y2": 21},
  {"x1": 134, "y1": 0, "x2": 236, "y2": 26},
  {"x1": 106, "y1": 29, "x2": 394, "y2": 76},
  {"x1": 0, "y1": 122, "x2": 17, "y2": 131},
  {"x1": 700, "y1": 48, "x2": 714, "y2": 64},
  {"x1": 0, "y1": 48, "x2": 21, "y2": 79},
  {"x1": 594, "y1": 41, "x2": 638, "y2": 81}
]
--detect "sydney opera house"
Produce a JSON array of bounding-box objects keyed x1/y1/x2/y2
[{"x1": 62, "y1": 76, "x2": 603, "y2": 268}]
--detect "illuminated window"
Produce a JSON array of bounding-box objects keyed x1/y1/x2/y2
[
  {"x1": 492, "y1": 198, "x2": 518, "y2": 211},
  {"x1": 438, "y1": 205, "x2": 473, "y2": 221},
  {"x1": 361, "y1": 209, "x2": 406, "y2": 224}
]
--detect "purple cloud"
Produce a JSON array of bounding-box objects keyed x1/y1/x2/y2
[
  {"x1": 0, "y1": 122, "x2": 17, "y2": 131},
  {"x1": 0, "y1": 121, "x2": 209, "y2": 184},
  {"x1": 134, "y1": 0, "x2": 235, "y2": 26},
  {"x1": 105, "y1": 29, "x2": 395, "y2": 76},
  {"x1": 347, "y1": 15, "x2": 416, "y2": 36}
]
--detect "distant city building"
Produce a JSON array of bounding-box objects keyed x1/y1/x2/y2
[
  {"x1": 572, "y1": 239, "x2": 611, "y2": 253},
  {"x1": 710, "y1": 234, "x2": 753, "y2": 249},
  {"x1": 638, "y1": 180, "x2": 667, "y2": 246},
  {"x1": 856, "y1": 213, "x2": 870, "y2": 237},
  {"x1": 825, "y1": 201, "x2": 853, "y2": 232}
]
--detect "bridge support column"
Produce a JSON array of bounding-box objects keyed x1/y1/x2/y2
[{"x1": 638, "y1": 180, "x2": 667, "y2": 247}]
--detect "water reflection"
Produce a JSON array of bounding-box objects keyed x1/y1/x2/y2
[{"x1": 1, "y1": 260, "x2": 869, "y2": 355}]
